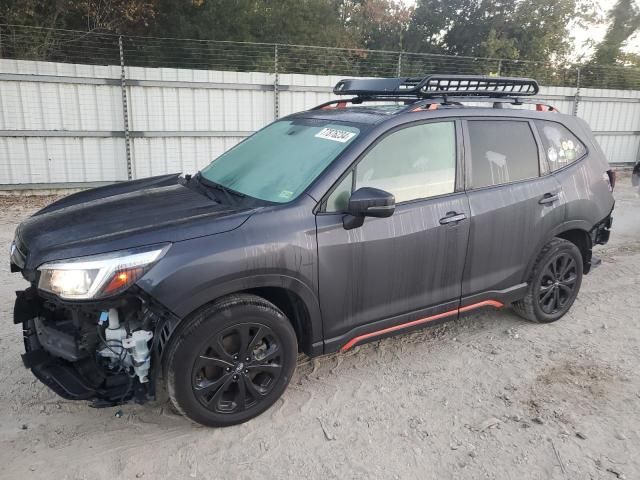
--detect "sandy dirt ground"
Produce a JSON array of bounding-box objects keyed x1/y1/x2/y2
[{"x1": 0, "y1": 176, "x2": 638, "y2": 480}]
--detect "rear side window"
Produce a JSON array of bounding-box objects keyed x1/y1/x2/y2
[
  {"x1": 467, "y1": 120, "x2": 539, "y2": 188},
  {"x1": 535, "y1": 121, "x2": 587, "y2": 171}
]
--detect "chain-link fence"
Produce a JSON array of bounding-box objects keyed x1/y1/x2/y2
[
  {"x1": 2, "y1": 24, "x2": 640, "y2": 90},
  {"x1": 1, "y1": 24, "x2": 639, "y2": 188}
]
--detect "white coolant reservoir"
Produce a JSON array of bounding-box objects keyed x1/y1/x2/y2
[
  {"x1": 100, "y1": 308, "x2": 127, "y2": 363},
  {"x1": 122, "y1": 330, "x2": 153, "y2": 383}
]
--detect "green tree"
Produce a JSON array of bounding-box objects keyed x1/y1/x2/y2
[
  {"x1": 339, "y1": 0, "x2": 414, "y2": 51},
  {"x1": 591, "y1": 0, "x2": 640, "y2": 65},
  {"x1": 0, "y1": 0, "x2": 157, "y2": 33},
  {"x1": 149, "y1": 0, "x2": 349, "y2": 45},
  {"x1": 0, "y1": 0, "x2": 158, "y2": 60},
  {"x1": 405, "y1": 0, "x2": 591, "y2": 63}
]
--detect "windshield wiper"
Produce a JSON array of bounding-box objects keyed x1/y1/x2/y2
[
  {"x1": 181, "y1": 174, "x2": 219, "y2": 203},
  {"x1": 195, "y1": 174, "x2": 246, "y2": 205}
]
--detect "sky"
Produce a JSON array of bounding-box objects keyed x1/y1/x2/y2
[{"x1": 399, "y1": 0, "x2": 640, "y2": 59}]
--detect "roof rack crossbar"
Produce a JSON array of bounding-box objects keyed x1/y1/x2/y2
[
  {"x1": 333, "y1": 74, "x2": 538, "y2": 99},
  {"x1": 422, "y1": 75, "x2": 539, "y2": 97}
]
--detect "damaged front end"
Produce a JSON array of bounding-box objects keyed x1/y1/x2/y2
[
  {"x1": 12, "y1": 242, "x2": 179, "y2": 407},
  {"x1": 16, "y1": 287, "x2": 178, "y2": 407}
]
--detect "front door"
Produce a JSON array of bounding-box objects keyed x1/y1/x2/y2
[{"x1": 316, "y1": 120, "x2": 470, "y2": 350}]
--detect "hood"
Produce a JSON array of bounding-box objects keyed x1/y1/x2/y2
[{"x1": 15, "y1": 174, "x2": 252, "y2": 270}]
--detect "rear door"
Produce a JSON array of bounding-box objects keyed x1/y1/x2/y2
[
  {"x1": 461, "y1": 118, "x2": 566, "y2": 302},
  {"x1": 316, "y1": 120, "x2": 471, "y2": 348}
]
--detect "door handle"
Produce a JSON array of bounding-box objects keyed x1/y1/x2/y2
[
  {"x1": 539, "y1": 192, "x2": 560, "y2": 205},
  {"x1": 439, "y1": 212, "x2": 467, "y2": 225}
]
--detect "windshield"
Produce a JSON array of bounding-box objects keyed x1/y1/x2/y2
[{"x1": 200, "y1": 119, "x2": 360, "y2": 203}]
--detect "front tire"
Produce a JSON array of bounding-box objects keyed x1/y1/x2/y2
[
  {"x1": 513, "y1": 238, "x2": 583, "y2": 323},
  {"x1": 165, "y1": 294, "x2": 297, "y2": 427}
]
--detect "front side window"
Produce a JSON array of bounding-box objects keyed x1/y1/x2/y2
[
  {"x1": 325, "y1": 171, "x2": 353, "y2": 212},
  {"x1": 325, "y1": 122, "x2": 458, "y2": 211},
  {"x1": 200, "y1": 120, "x2": 360, "y2": 203},
  {"x1": 355, "y1": 122, "x2": 456, "y2": 203},
  {"x1": 467, "y1": 120, "x2": 540, "y2": 188},
  {"x1": 535, "y1": 120, "x2": 587, "y2": 171}
]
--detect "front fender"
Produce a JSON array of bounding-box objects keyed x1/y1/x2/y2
[
  {"x1": 180, "y1": 273, "x2": 322, "y2": 354},
  {"x1": 142, "y1": 270, "x2": 323, "y2": 356},
  {"x1": 137, "y1": 204, "x2": 322, "y2": 355}
]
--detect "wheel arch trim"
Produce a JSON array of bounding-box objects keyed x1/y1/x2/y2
[
  {"x1": 171, "y1": 274, "x2": 323, "y2": 356},
  {"x1": 522, "y1": 221, "x2": 592, "y2": 283}
]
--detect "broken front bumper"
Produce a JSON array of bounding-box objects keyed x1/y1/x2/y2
[{"x1": 15, "y1": 287, "x2": 179, "y2": 407}]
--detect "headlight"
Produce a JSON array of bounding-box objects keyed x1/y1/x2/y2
[{"x1": 37, "y1": 244, "x2": 169, "y2": 300}]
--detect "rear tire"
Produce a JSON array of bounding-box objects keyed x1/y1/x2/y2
[
  {"x1": 513, "y1": 238, "x2": 583, "y2": 323},
  {"x1": 165, "y1": 294, "x2": 297, "y2": 427}
]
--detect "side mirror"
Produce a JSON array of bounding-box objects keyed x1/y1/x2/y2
[{"x1": 343, "y1": 187, "x2": 395, "y2": 230}]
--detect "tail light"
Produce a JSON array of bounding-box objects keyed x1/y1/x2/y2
[{"x1": 604, "y1": 169, "x2": 616, "y2": 191}]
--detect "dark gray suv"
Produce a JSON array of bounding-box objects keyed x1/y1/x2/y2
[{"x1": 10, "y1": 75, "x2": 615, "y2": 427}]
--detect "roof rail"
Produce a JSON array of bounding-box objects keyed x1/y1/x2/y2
[
  {"x1": 311, "y1": 95, "x2": 559, "y2": 113},
  {"x1": 333, "y1": 74, "x2": 539, "y2": 98}
]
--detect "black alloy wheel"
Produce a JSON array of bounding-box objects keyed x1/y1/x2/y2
[
  {"x1": 537, "y1": 252, "x2": 579, "y2": 315},
  {"x1": 513, "y1": 238, "x2": 583, "y2": 323},
  {"x1": 192, "y1": 323, "x2": 283, "y2": 414},
  {"x1": 166, "y1": 294, "x2": 297, "y2": 427}
]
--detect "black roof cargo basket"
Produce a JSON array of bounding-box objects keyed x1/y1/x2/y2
[{"x1": 333, "y1": 74, "x2": 539, "y2": 98}]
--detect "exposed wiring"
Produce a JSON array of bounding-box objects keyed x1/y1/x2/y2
[
  {"x1": 96, "y1": 325, "x2": 137, "y2": 404},
  {"x1": 119, "y1": 374, "x2": 134, "y2": 406},
  {"x1": 96, "y1": 325, "x2": 126, "y2": 360}
]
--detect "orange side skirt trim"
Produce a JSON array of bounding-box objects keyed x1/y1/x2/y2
[{"x1": 340, "y1": 300, "x2": 504, "y2": 352}]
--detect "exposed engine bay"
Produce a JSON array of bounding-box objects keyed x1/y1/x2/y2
[{"x1": 16, "y1": 287, "x2": 178, "y2": 407}]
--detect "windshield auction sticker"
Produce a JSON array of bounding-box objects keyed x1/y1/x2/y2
[{"x1": 315, "y1": 127, "x2": 356, "y2": 143}]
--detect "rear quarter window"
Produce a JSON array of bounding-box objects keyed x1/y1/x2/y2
[{"x1": 535, "y1": 120, "x2": 587, "y2": 172}]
